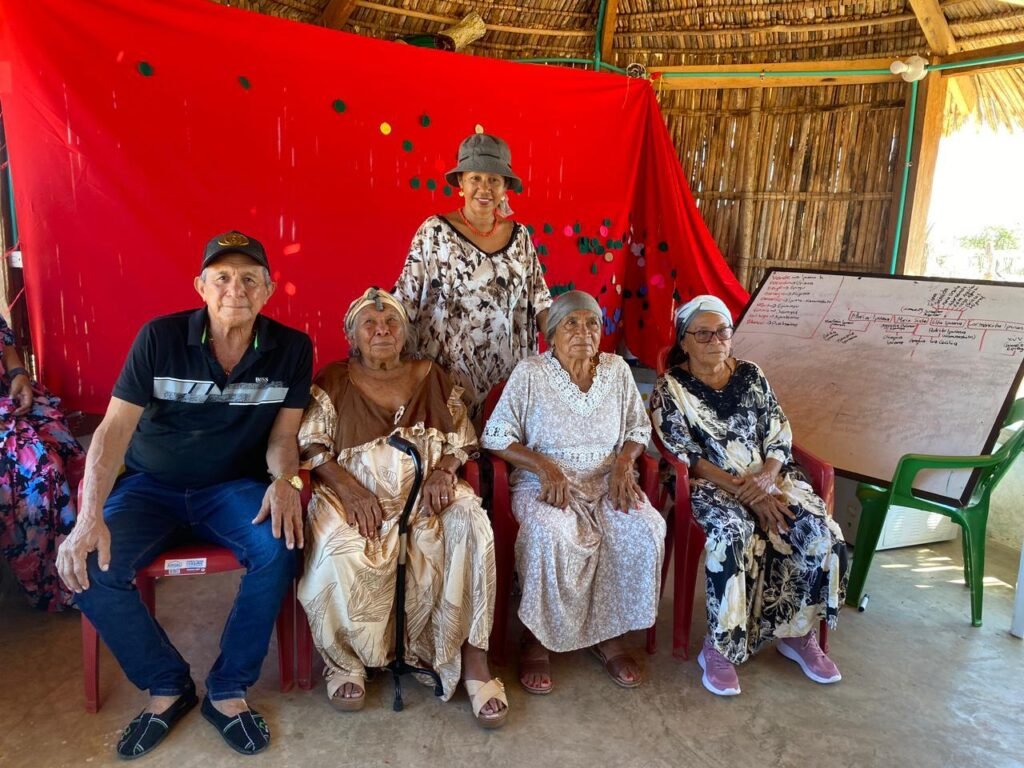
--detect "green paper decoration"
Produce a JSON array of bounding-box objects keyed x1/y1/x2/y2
[
  {"x1": 410, "y1": 177, "x2": 421, "y2": 189},
  {"x1": 402, "y1": 140, "x2": 414, "y2": 152},
  {"x1": 332, "y1": 99, "x2": 347, "y2": 113},
  {"x1": 658, "y1": 241, "x2": 669, "y2": 252},
  {"x1": 426, "y1": 178, "x2": 437, "y2": 190},
  {"x1": 420, "y1": 114, "x2": 431, "y2": 127},
  {"x1": 590, "y1": 264, "x2": 598, "y2": 274},
  {"x1": 443, "y1": 186, "x2": 453, "y2": 196},
  {"x1": 543, "y1": 223, "x2": 553, "y2": 234},
  {"x1": 137, "y1": 61, "x2": 154, "y2": 76},
  {"x1": 238, "y1": 76, "x2": 251, "y2": 90}
]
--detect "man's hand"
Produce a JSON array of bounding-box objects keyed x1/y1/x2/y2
[
  {"x1": 253, "y1": 479, "x2": 304, "y2": 549},
  {"x1": 56, "y1": 517, "x2": 112, "y2": 592}
]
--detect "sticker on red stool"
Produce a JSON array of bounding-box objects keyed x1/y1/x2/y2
[{"x1": 164, "y1": 557, "x2": 208, "y2": 574}]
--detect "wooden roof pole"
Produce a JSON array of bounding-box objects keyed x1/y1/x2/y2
[
  {"x1": 937, "y1": 41, "x2": 1024, "y2": 76},
  {"x1": 599, "y1": 0, "x2": 619, "y2": 65},
  {"x1": 896, "y1": 75, "x2": 949, "y2": 275},
  {"x1": 736, "y1": 89, "x2": 763, "y2": 290},
  {"x1": 650, "y1": 59, "x2": 900, "y2": 89},
  {"x1": 319, "y1": 0, "x2": 359, "y2": 29},
  {"x1": 899, "y1": 0, "x2": 958, "y2": 274},
  {"x1": 909, "y1": 0, "x2": 958, "y2": 53}
]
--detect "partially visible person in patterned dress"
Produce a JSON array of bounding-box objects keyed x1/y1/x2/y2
[
  {"x1": 393, "y1": 133, "x2": 552, "y2": 421},
  {"x1": 0, "y1": 314, "x2": 84, "y2": 611},
  {"x1": 481, "y1": 291, "x2": 665, "y2": 695},
  {"x1": 297, "y1": 288, "x2": 507, "y2": 729},
  {"x1": 649, "y1": 294, "x2": 848, "y2": 698}
]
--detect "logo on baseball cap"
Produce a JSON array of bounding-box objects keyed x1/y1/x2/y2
[{"x1": 202, "y1": 231, "x2": 270, "y2": 271}]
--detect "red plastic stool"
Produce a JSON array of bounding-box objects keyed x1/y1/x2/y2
[
  {"x1": 65, "y1": 455, "x2": 300, "y2": 712},
  {"x1": 80, "y1": 542, "x2": 297, "y2": 713}
]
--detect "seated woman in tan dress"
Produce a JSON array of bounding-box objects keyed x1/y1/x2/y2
[
  {"x1": 481, "y1": 291, "x2": 665, "y2": 695},
  {"x1": 297, "y1": 288, "x2": 506, "y2": 728}
]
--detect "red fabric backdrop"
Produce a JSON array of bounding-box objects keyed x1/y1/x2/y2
[{"x1": 0, "y1": 0, "x2": 746, "y2": 412}]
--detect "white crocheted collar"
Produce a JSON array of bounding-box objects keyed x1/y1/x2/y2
[{"x1": 541, "y1": 351, "x2": 614, "y2": 416}]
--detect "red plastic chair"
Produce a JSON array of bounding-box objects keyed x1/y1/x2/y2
[
  {"x1": 67, "y1": 467, "x2": 298, "y2": 712},
  {"x1": 644, "y1": 346, "x2": 834, "y2": 660},
  {"x1": 481, "y1": 383, "x2": 661, "y2": 668}
]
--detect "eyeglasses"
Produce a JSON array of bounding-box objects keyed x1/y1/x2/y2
[{"x1": 685, "y1": 327, "x2": 734, "y2": 343}]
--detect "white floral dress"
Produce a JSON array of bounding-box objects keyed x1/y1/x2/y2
[
  {"x1": 393, "y1": 215, "x2": 552, "y2": 418},
  {"x1": 650, "y1": 360, "x2": 848, "y2": 665},
  {"x1": 481, "y1": 352, "x2": 666, "y2": 652}
]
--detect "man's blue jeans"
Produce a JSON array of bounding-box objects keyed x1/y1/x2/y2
[{"x1": 73, "y1": 473, "x2": 297, "y2": 701}]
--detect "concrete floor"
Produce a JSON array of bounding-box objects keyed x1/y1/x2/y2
[{"x1": 1, "y1": 538, "x2": 1022, "y2": 768}]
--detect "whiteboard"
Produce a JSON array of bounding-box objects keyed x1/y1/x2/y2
[{"x1": 731, "y1": 270, "x2": 1024, "y2": 504}]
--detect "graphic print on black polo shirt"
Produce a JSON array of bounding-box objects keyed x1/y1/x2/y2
[{"x1": 152, "y1": 377, "x2": 289, "y2": 405}]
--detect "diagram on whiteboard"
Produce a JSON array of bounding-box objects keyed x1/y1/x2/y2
[{"x1": 733, "y1": 271, "x2": 1024, "y2": 503}]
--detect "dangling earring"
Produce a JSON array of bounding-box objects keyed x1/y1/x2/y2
[{"x1": 458, "y1": 190, "x2": 465, "y2": 197}]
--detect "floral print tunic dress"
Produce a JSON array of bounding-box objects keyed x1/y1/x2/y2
[
  {"x1": 482, "y1": 352, "x2": 665, "y2": 652},
  {"x1": 394, "y1": 215, "x2": 552, "y2": 418},
  {"x1": 650, "y1": 360, "x2": 848, "y2": 664},
  {"x1": 1, "y1": 316, "x2": 84, "y2": 611}
]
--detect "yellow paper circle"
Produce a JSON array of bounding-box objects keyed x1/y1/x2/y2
[{"x1": 380, "y1": 122, "x2": 392, "y2": 135}]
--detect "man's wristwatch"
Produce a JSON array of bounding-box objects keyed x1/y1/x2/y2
[{"x1": 273, "y1": 474, "x2": 304, "y2": 492}]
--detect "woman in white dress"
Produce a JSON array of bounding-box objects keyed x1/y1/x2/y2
[{"x1": 481, "y1": 291, "x2": 665, "y2": 695}]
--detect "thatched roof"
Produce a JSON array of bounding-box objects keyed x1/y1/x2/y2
[
  {"x1": 209, "y1": 1, "x2": 1023, "y2": 285},
  {"x1": 221, "y1": 0, "x2": 1024, "y2": 132}
]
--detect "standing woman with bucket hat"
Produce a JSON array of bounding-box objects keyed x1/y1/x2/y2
[{"x1": 393, "y1": 134, "x2": 552, "y2": 422}]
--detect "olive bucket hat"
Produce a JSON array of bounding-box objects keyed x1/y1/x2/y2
[{"x1": 444, "y1": 133, "x2": 523, "y2": 193}]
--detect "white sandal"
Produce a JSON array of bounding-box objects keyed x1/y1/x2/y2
[
  {"x1": 326, "y1": 672, "x2": 366, "y2": 712},
  {"x1": 464, "y1": 678, "x2": 509, "y2": 729}
]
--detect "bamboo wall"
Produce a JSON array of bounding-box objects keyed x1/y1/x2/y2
[{"x1": 660, "y1": 82, "x2": 908, "y2": 290}]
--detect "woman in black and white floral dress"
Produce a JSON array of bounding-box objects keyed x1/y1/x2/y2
[
  {"x1": 650, "y1": 295, "x2": 847, "y2": 697},
  {"x1": 393, "y1": 134, "x2": 551, "y2": 420}
]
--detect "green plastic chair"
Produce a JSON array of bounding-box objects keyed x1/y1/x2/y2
[{"x1": 845, "y1": 397, "x2": 1024, "y2": 626}]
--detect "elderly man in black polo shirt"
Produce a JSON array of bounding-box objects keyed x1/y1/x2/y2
[{"x1": 57, "y1": 231, "x2": 312, "y2": 759}]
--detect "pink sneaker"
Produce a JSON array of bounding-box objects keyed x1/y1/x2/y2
[
  {"x1": 777, "y1": 632, "x2": 842, "y2": 684},
  {"x1": 697, "y1": 637, "x2": 741, "y2": 696}
]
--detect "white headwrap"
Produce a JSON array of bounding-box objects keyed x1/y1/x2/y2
[
  {"x1": 674, "y1": 294, "x2": 733, "y2": 336},
  {"x1": 343, "y1": 287, "x2": 409, "y2": 339}
]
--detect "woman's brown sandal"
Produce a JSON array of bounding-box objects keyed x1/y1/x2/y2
[
  {"x1": 519, "y1": 639, "x2": 554, "y2": 695},
  {"x1": 589, "y1": 645, "x2": 643, "y2": 689}
]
